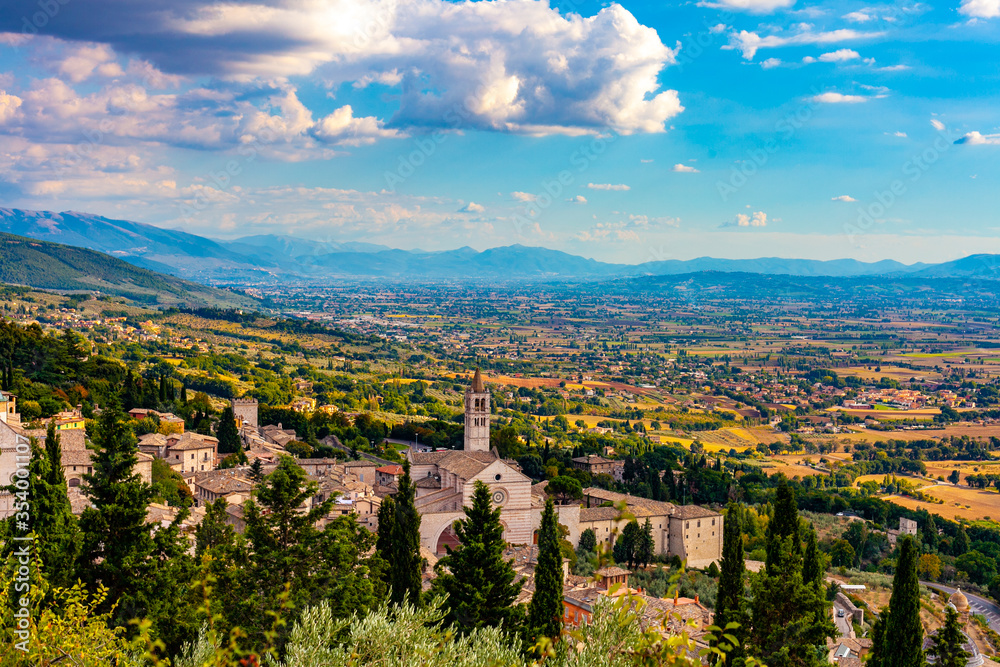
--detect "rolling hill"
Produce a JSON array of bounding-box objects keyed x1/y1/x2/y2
[
  {"x1": 0, "y1": 232, "x2": 257, "y2": 308},
  {"x1": 0, "y1": 207, "x2": 992, "y2": 282}
]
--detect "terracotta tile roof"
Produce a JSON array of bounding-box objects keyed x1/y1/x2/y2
[
  {"x1": 670, "y1": 504, "x2": 720, "y2": 519},
  {"x1": 579, "y1": 506, "x2": 621, "y2": 522}
]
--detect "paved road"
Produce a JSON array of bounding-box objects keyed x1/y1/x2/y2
[
  {"x1": 832, "y1": 602, "x2": 854, "y2": 638},
  {"x1": 922, "y1": 581, "x2": 1000, "y2": 634}
]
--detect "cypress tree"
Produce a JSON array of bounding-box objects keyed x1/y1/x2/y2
[
  {"x1": 767, "y1": 478, "x2": 800, "y2": 571},
  {"x1": 803, "y1": 528, "x2": 823, "y2": 588},
  {"x1": 923, "y1": 514, "x2": 938, "y2": 552},
  {"x1": 376, "y1": 495, "x2": 395, "y2": 557},
  {"x1": 750, "y1": 481, "x2": 835, "y2": 667},
  {"x1": 665, "y1": 465, "x2": 677, "y2": 502},
  {"x1": 432, "y1": 481, "x2": 521, "y2": 632},
  {"x1": 389, "y1": 460, "x2": 422, "y2": 607},
  {"x1": 928, "y1": 606, "x2": 971, "y2": 667},
  {"x1": 648, "y1": 467, "x2": 663, "y2": 502},
  {"x1": 636, "y1": 517, "x2": 655, "y2": 567},
  {"x1": 215, "y1": 406, "x2": 242, "y2": 455},
  {"x1": 180, "y1": 384, "x2": 188, "y2": 403},
  {"x1": 527, "y1": 497, "x2": 563, "y2": 646},
  {"x1": 78, "y1": 398, "x2": 156, "y2": 620},
  {"x1": 871, "y1": 535, "x2": 923, "y2": 667},
  {"x1": 31, "y1": 422, "x2": 79, "y2": 588},
  {"x1": 715, "y1": 502, "x2": 748, "y2": 663},
  {"x1": 953, "y1": 525, "x2": 969, "y2": 556}
]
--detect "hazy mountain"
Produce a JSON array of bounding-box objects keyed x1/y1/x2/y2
[
  {"x1": 0, "y1": 208, "x2": 991, "y2": 283},
  {"x1": 909, "y1": 254, "x2": 1000, "y2": 279},
  {"x1": 0, "y1": 232, "x2": 257, "y2": 307}
]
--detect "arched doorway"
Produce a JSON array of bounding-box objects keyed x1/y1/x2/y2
[{"x1": 436, "y1": 524, "x2": 460, "y2": 555}]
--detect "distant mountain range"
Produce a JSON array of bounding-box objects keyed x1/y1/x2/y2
[
  {"x1": 0, "y1": 230, "x2": 257, "y2": 308},
  {"x1": 2, "y1": 207, "x2": 998, "y2": 283}
]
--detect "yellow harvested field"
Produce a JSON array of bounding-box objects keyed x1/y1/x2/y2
[
  {"x1": 760, "y1": 461, "x2": 826, "y2": 478},
  {"x1": 883, "y1": 485, "x2": 1000, "y2": 522}
]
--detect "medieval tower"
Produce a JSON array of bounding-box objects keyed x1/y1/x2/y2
[{"x1": 463, "y1": 368, "x2": 490, "y2": 452}]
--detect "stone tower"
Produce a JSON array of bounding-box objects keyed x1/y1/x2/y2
[
  {"x1": 231, "y1": 398, "x2": 259, "y2": 429},
  {"x1": 464, "y1": 368, "x2": 490, "y2": 452}
]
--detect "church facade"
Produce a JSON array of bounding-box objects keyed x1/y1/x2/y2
[
  {"x1": 409, "y1": 369, "x2": 580, "y2": 554},
  {"x1": 408, "y1": 370, "x2": 721, "y2": 568}
]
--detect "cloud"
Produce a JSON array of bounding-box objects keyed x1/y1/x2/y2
[
  {"x1": 0, "y1": 0, "x2": 684, "y2": 137},
  {"x1": 760, "y1": 57, "x2": 782, "y2": 68},
  {"x1": 58, "y1": 44, "x2": 124, "y2": 83},
  {"x1": 876, "y1": 64, "x2": 909, "y2": 72},
  {"x1": 0, "y1": 90, "x2": 23, "y2": 124},
  {"x1": 460, "y1": 201, "x2": 485, "y2": 212},
  {"x1": 574, "y1": 214, "x2": 676, "y2": 242},
  {"x1": 721, "y1": 211, "x2": 767, "y2": 227},
  {"x1": 723, "y1": 211, "x2": 767, "y2": 227},
  {"x1": 511, "y1": 191, "x2": 537, "y2": 202},
  {"x1": 724, "y1": 28, "x2": 882, "y2": 60},
  {"x1": 586, "y1": 183, "x2": 631, "y2": 191},
  {"x1": 955, "y1": 131, "x2": 1000, "y2": 145},
  {"x1": 930, "y1": 119, "x2": 946, "y2": 131},
  {"x1": 843, "y1": 11, "x2": 872, "y2": 21},
  {"x1": 697, "y1": 0, "x2": 796, "y2": 13},
  {"x1": 811, "y1": 92, "x2": 869, "y2": 103},
  {"x1": 567, "y1": 195, "x2": 587, "y2": 204},
  {"x1": 640, "y1": 159, "x2": 654, "y2": 163},
  {"x1": 313, "y1": 105, "x2": 402, "y2": 146},
  {"x1": 672, "y1": 163, "x2": 700, "y2": 173},
  {"x1": 831, "y1": 195, "x2": 857, "y2": 202},
  {"x1": 959, "y1": 0, "x2": 1000, "y2": 18},
  {"x1": 819, "y1": 49, "x2": 860, "y2": 62},
  {"x1": 889, "y1": 131, "x2": 907, "y2": 137}
]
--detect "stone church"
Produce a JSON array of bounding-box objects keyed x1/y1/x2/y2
[{"x1": 409, "y1": 369, "x2": 581, "y2": 554}]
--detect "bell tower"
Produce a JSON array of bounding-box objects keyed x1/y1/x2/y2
[{"x1": 464, "y1": 368, "x2": 490, "y2": 452}]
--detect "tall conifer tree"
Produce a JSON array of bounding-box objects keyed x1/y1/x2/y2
[
  {"x1": 928, "y1": 606, "x2": 971, "y2": 667},
  {"x1": 389, "y1": 460, "x2": 422, "y2": 607},
  {"x1": 31, "y1": 422, "x2": 79, "y2": 588},
  {"x1": 715, "y1": 502, "x2": 748, "y2": 663},
  {"x1": 432, "y1": 481, "x2": 521, "y2": 632},
  {"x1": 527, "y1": 497, "x2": 563, "y2": 647},
  {"x1": 870, "y1": 535, "x2": 924, "y2": 667},
  {"x1": 78, "y1": 398, "x2": 155, "y2": 621}
]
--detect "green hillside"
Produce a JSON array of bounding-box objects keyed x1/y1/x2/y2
[{"x1": 0, "y1": 232, "x2": 256, "y2": 308}]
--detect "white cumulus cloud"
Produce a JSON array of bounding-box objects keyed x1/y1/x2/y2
[
  {"x1": 931, "y1": 119, "x2": 946, "y2": 131},
  {"x1": 960, "y1": 0, "x2": 1000, "y2": 18},
  {"x1": 697, "y1": 0, "x2": 796, "y2": 13},
  {"x1": 722, "y1": 210, "x2": 768, "y2": 227},
  {"x1": 831, "y1": 195, "x2": 857, "y2": 202},
  {"x1": 672, "y1": 163, "x2": 700, "y2": 173},
  {"x1": 0, "y1": 90, "x2": 23, "y2": 124},
  {"x1": 725, "y1": 28, "x2": 882, "y2": 60},
  {"x1": 761, "y1": 58, "x2": 782, "y2": 68},
  {"x1": 313, "y1": 105, "x2": 402, "y2": 146},
  {"x1": 819, "y1": 49, "x2": 861, "y2": 62},
  {"x1": 511, "y1": 191, "x2": 537, "y2": 202},
  {"x1": 567, "y1": 195, "x2": 587, "y2": 204},
  {"x1": 955, "y1": 131, "x2": 1000, "y2": 145},
  {"x1": 460, "y1": 201, "x2": 485, "y2": 212},
  {"x1": 843, "y1": 11, "x2": 872, "y2": 21},
  {"x1": 811, "y1": 92, "x2": 869, "y2": 103},
  {"x1": 587, "y1": 183, "x2": 631, "y2": 191}
]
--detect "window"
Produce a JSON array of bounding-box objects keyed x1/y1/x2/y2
[
  {"x1": 697, "y1": 520, "x2": 701, "y2": 528},
  {"x1": 712, "y1": 519, "x2": 716, "y2": 526},
  {"x1": 495, "y1": 473, "x2": 502, "y2": 481}
]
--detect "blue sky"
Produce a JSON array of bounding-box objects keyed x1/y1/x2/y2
[{"x1": 0, "y1": 0, "x2": 997, "y2": 263}]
